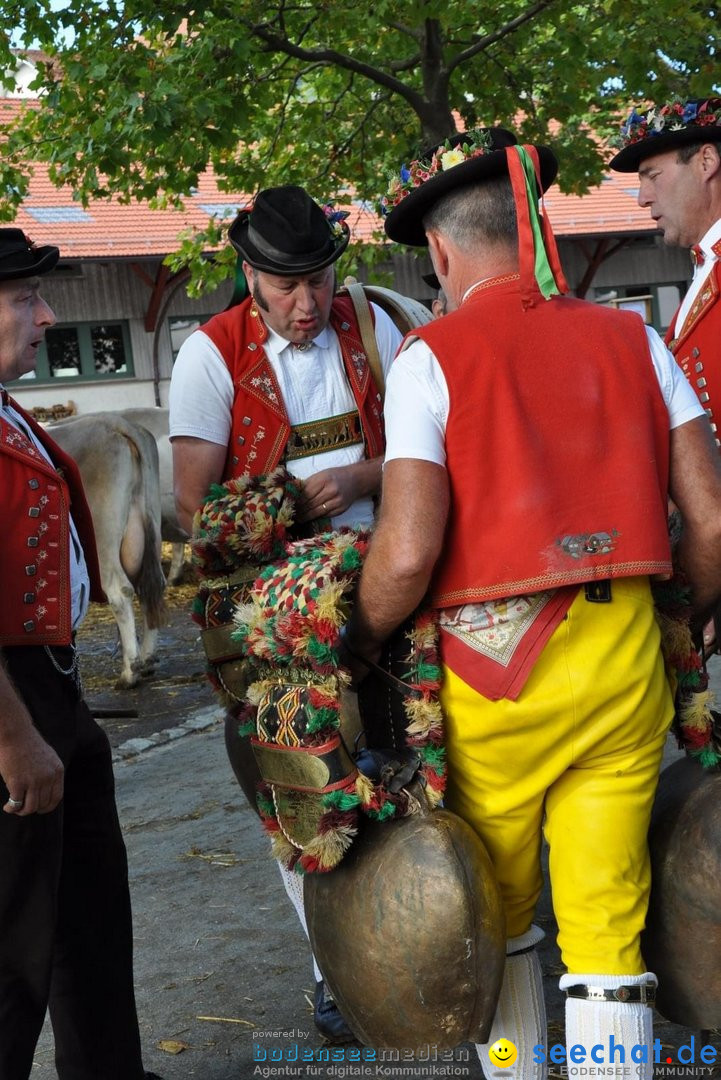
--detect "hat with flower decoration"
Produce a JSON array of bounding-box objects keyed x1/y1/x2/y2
[
  {"x1": 382, "y1": 127, "x2": 565, "y2": 309},
  {"x1": 228, "y1": 185, "x2": 350, "y2": 275},
  {"x1": 0, "y1": 228, "x2": 59, "y2": 281},
  {"x1": 610, "y1": 98, "x2": 721, "y2": 172},
  {"x1": 382, "y1": 128, "x2": 557, "y2": 247}
]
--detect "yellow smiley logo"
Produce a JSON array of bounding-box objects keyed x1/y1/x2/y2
[{"x1": 488, "y1": 1039, "x2": 518, "y2": 1068}]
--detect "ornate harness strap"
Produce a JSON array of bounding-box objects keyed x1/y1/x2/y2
[{"x1": 284, "y1": 409, "x2": 363, "y2": 462}]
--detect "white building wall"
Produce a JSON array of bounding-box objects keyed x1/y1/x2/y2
[{"x1": 10, "y1": 260, "x2": 232, "y2": 414}]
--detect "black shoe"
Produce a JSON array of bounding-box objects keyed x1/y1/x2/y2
[
  {"x1": 145, "y1": 1073, "x2": 164, "y2": 1079},
  {"x1": 314, "y1": 979, "x2": 355, "y2": 1043}
]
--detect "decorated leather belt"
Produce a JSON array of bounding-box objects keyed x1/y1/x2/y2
[
  {"x1": 251, "y1": 674, "x2": 364, "y2": 796},
  {"x1": 197, "y1": 564, "x2": 262, "y2": 702},
  {"x1": 285, "y1": 409, "x2": 363, "y2": 461}
]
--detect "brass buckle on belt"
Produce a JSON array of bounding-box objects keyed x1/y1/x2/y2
[{"x1": 584, "y1": 580, "x2": 612, "y2": 603}]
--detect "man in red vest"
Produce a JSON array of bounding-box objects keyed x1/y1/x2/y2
[
  {"x1": 169, "y1": 185, "x2": 402, "y2": 1040},
  {"x1": 170, "y1": 185, "x2": 401, "y2": 534},
  {"x1": 342, "y1": 128, "x2": 721, "y2": 1077},
  {"x1": 610, "y1": 98, "x2": 721, "y2": 431},
  {"x1": 612, "y1": 97, "x2": 721, "y2": 654},
  {"x1": 0, "y1": 230, "x2": 162, "y2": 1080}
]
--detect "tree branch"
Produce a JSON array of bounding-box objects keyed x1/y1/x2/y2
[
  {"x1": 447, "y1": 0, "x2": 560, "y2": 74},
  {"x1": 309, "y1": 92, "x2": 389, "y2": 187},
  {"x1": 386, "y1": 21, "x2": 424, "y2": 44},
  {"x1": 245, "y1": 19, "x2": 428, "y2": 113}
]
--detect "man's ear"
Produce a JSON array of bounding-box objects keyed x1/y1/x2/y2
[
  {"x1": 426, "y1": 230, "x2": 449, "y2": 279},
  {"x1": 242, "y1": 261, "x2": 255, "y2": 293},
  {"x1": 699, "y1": 142, "x2": 721, "y2": 181}
]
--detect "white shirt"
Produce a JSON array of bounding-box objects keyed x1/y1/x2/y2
[
  {"x1": 1, "y1": 395, "x2": 90, "y2": 630},
  {"x1": 169, "y1": 303, "x2": 403, "y2": 528},
  {"x1": 383, "y1": 323, "x2": 705, "y2": 466},
  {"x1": 673, "y1": 216, "x2": 721, "y2": 337}
]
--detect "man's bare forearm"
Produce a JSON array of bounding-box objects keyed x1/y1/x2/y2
[
  {"x1": 345, "y1": 458, "x2": 449, "y2": 658},
  {"x1": 669, "y1": 416, "x2": 721, "y2": 621},
  {"x1": 171, "y1": 436, "x2": 227, "y2": 535}
]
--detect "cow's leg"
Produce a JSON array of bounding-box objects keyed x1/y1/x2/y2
[
  {"x1": 103, "y1": 573, "x2": 141, "y2": 688},
  {"x1": 166, "y1": 541, "x2": 186, "y2": 586},
  {"x1": 121, "y1": 493, "x2": 166, "y2": 677},
  {"x1": 137, "y1": 620, "x2": 159, "y2": 674},
  {"x1": 117, "y1": 500, "x2": 150, "y2": 685}
]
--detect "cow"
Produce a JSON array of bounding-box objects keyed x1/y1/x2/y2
[
  {"x1": 119, "y1": 407, "x2": 188, "y2": 585},
  {"x1": 49, "y1": 412, "x2": 167, "y2": 688}
]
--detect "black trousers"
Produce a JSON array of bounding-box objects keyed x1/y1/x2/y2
[{"x1": 0, "y1": 646, "x2": 145, "y2": 1080}]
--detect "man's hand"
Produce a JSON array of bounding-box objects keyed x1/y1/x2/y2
[
  {"x1": 338, "y1": 624, "x2": 382, "y2": 687},
  {"x1": 297, "y1": 457, "x2": 383, "y2": 523},
  {"x1": 0, "y1": 726, "x2": 64, "y2": 815},
  {"x1": 0, "y1": 664, "x2": 64, "y2": 815}
]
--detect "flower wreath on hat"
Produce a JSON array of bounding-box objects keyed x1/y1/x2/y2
[
  {"x1": 619, "y1": 98, "x2": 721, "y2": 149},
  {"x1": 380, "y1": 131, "x2": 495, "y2": 216}
]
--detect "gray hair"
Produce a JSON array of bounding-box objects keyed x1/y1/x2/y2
[
  {"x1": 676, "y1": 141, "x2": 721, "y2": 165},
  {"x1": 422, "y1": 175, "x2": 518, "y2": 252}
]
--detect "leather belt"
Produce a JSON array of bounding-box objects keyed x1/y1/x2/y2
[{"x1": 564, "y1": 983, "x2": 656, "y2": 1004}]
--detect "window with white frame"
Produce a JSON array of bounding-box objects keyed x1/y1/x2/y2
[{"x1": 14, "y1": 321, "x2": 134, "y2": 382}]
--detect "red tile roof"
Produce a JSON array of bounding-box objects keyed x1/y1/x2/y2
[
  {"x1": 543, "y1": 172, "x2": 653, "y2": 237},
  {"x1": 0, "y1": 97, "x2": 656, "y2": 259}
]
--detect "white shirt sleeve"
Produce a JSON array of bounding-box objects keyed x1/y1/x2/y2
[
  {"x1": 382, "y1": 324, "x2": 706, "y2": 467},
  {"x1": 370, "y1": 303, "x2": 404, "y2": 377},
  {"x1": 168, "y1": 330, "x2": 234, "y2": 446},
  {"x1": 644, "y1": 324, "x2": 706, "y2": 430},
  {"x1": 383, "y1": 337, "x2": 449, "y2": 465}
]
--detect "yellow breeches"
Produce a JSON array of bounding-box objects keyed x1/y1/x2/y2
[{"x1": 440, "y1": 576, "x2": 674, "y2": 975}]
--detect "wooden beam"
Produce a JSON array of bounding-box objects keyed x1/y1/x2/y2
[
  {"x1": 573, "y1": 237, "x2": 630, "y2": 298},
  {"x1": 130, "y1": 262, "x2": 187, "y2": 332}
]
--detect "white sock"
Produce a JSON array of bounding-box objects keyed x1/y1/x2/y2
[
  {"x1": 560, "y1": 971, "x2": 657, "y2": 1080},
  {"x1": 476, "y1": 925, "x2": 547, "y2": 1080},
  {"x1": 276, "y1": 860, "x2": 323, "y2": 982}
]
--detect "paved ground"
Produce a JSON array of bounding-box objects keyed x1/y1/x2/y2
[
  {"x1": 76, "y1": 579, "x2": 212, "y2": 751},
  {"x1": 27, "y1": 585, "x2": 721, "y2": 1079}
]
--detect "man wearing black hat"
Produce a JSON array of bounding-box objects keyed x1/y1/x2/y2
[
  {"x1": 342, "y1": 129, "x2": 721, "y2": 1077},
  {"x1": 612, "y1": 99, "x2": 721, "y2": 656},
  {"x1": 169, "y1": 185, "x2": 402, "y2": 1040},
  {"x1": 170, "y1": 185, "x2": 402, "y2": 535},
  {"x1": 0, "y1": 229, "x2": 162, "y2": 1080},
  {"x1": 610, "y1": 98, "x2": 721, "y2": 439}
]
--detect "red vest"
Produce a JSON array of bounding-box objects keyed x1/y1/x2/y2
[
  {"x1": 665, "y1": 260, "x2": 721, "y2": 450},
  {"x1": 200, "y1": 295, "x2": 385, "y2": 480},
  {"x1": 414, "y1": 278, "x2": 672, "y2": 606},
  {"x1": 0, "y1": 399, "x2": 103, "y2": 646}
]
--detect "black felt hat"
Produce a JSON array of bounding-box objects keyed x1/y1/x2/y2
[
  {"x1": 228, "y1": 186, "x2": 350, "y2": 274},
  {"x1": 610, "y1": 98, "x2": 721, "y2": 172},
  {"x1": 422, "y1": 271, "x2": 441, "y2": 291},
  {"x1": 383, "y1": 128, "x2": 558, "y2": 247},
  {"x1": 0, "y1": 228, "x2": 59, "y2": 280}
]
